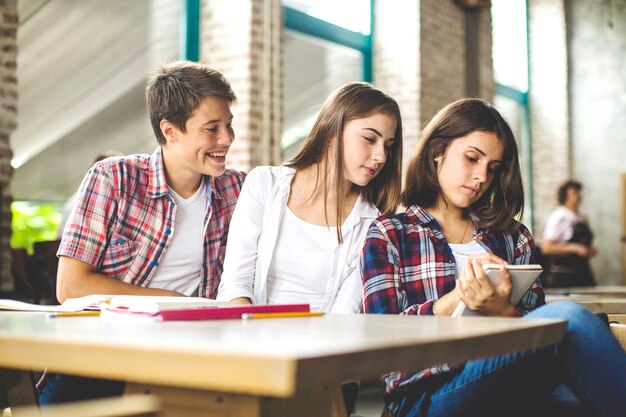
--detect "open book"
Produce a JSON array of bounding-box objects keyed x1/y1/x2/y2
[
  {"x1": 105, "y1": 295, "x2": 230, "y2": 314},
  {"x1": 0, "y1": 294, "x2": 111, "y2": 313},
  {"x1": 452, "y1": 264, "x2": 543, "y2": 317},
  {"x1": 101, "y1": 296, "x2": 311, "y2": 321},
  {"x1": 1, "y1": 294, "x2": 312, "y2": 321},
  {"x1": 0, "y1": 295, "x2": 226, "y2": 313}
]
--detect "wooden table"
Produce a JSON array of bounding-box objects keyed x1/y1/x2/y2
[
  {"x1": 546, "y1": 294, "x2": 626, "y2": 314},
  {"x1": 545, "y1": 286, "x2": 626, "y2": 298},
  {"x1": 545, "y1": 286, "x2": 626, "y2": 314},
  {"x1": 0, "y1": 312, "x2": 566, "y2": 417},
  {"x1": 545, "y1": 291, "x2": 626, "y2": 351}
]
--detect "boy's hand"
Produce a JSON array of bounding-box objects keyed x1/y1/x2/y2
[{"x1": 229, "y1": 297, "x2": 252, "y2": 305}]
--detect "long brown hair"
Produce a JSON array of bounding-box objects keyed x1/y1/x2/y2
[
  {"x1": 288, "y1": 82, "x2": 403, "y2": 241},
  {"x1": 402, "y1": 98, "x2": 524, "y2": 232}
]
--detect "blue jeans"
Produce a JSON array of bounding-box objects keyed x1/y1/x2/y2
[
  {"x1": 38, "y1": 373, "x2": 125, "y2": 405},
  {"x1": 390, "y1": 302, "x2": 626, "y2": 417}
]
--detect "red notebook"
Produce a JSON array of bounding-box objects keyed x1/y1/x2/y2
[{"x1": 103, "y1": 303, "x2": 311, "y2": 321}]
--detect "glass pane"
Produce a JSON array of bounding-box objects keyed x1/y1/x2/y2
[
  {"x1": 491, "y1": 0, "x2": 528, "y2": 91},
  {"x1": 11, "y1": 201, "x2": 62, "y2": 255},
  {"x1": 13, "y1": 0, "x2": 178, "y2": 201},
  {"x1": 282, "y1": 30, "x2": 363, "y2": 161},
  {"x1": 282, "y1": 0, "x2": 371, "y2": 35},
  {"x1": 493, "y1": 94, "x2": 533, "y2": 229}
]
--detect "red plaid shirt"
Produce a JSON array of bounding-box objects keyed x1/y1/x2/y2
[
  {"x1": 361, "y1": 205, "x2": 545, "y2": 394},
  {"x1": 58, "y1": 147, "x2": 246, "y2": 298}
]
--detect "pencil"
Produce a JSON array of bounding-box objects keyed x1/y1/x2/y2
[
  {"x1": 50, "y1": 311, "x2": 101, "y2": 318},
  {"x1": 241, "y1": 311, "x2": 324, "y2": 320}
]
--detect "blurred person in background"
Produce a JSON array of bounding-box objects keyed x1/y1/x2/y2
[{"x1": 542, "y1": 180, "x2": 597, "y2": 287}]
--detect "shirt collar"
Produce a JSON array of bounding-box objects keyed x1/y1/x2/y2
[
  {"x1": 405, "y1": 204, "x2": 486, "y2": 238},
  {"x1": 405, "y1": 205, "x2": 439, "y2": 228},
  {"x1": 276, "y1": 165, "x2": 296, "y2": 191},
  {"x1": 148, "y1": 147, "x2": 168, "y2": 198},
  {"x1": 148, "y1": 147, "x2": 215, "y2": 199},
  {"x1": 343, "y1": 193, "x2": 379, "y2": 229}
]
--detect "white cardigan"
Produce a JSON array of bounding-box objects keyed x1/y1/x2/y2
[{"x1": 217, "y1": 166, "x2": 380, "y2": 313}]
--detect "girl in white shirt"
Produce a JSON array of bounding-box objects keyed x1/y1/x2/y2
[{"x1": 217, "y1": 82, "x2": 403, "y2": 313}]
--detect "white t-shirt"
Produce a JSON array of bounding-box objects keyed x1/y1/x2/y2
[
  {"x1": 543, "y1": 206, "x2": 585, "y2": 243},
  {"x1": 147, "y1": 179, "x2": 209, "y2": 296},
  {"x1": 217, "y1": 165, "x2": 379, "y2": 313},
  {"x1": 449, "y1": 240, "x2": 488, "y2": 279},
  {"x1": 266, "y1": 207, "x2": 339, "y2": 311}
]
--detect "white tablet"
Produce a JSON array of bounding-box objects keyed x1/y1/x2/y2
[{"x1": 452, "y1": 264, "x2": 543, "y2": 317}]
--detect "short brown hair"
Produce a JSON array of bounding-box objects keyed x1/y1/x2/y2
[
  {"x1": 402, "y1": 98, "x2": 524, "y2": 232},
  {"x1": 288, "y1": 82, "x2": 403, "y2": 239},
  {"x1": 558, "y1": 180, "x2": 582, "y2": 205},
  {"x1": 146, "y1": 61, "x2": 236, "y2": 144}
]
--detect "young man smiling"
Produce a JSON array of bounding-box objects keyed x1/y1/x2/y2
[
  {"x1": 43, "y1": 62, "x2": 246, "y2": 404},
  {"x1": 57, "y1": 61, "x2": 245, "y2": 302}
]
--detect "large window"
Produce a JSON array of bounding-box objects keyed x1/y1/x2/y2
[
  {"x1": 281, "y1": 0, "x2": 372, "y2": 160},
  {"x1": 492, "y1": 0, "x2": 528, "y2": 92},
  {"x1": 282, "y1": 0, "x2": 371, "y2": 35},
  {"x1": 491, "y1": 0, "x2": 533, "y2": 229}
]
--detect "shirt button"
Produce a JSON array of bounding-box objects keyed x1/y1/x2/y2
[
  {"x1": 151, "y1": 260, "x2": 158, "y2": 267},
  {"x1": 165, "y1": 228, "x2": 171, "y2": 235},
  {"x1": 117, "y1": 238, "x2": 125, "y2": 244}
]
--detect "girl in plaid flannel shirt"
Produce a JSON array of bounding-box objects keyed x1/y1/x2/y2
[{"x1": 362, "y1": 98, "x2": 626, "y2": 417}]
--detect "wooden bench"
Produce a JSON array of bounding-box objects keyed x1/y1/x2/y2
[
  {"x1": 608, "y1": 314, "x2": 626, "y2": 351},
  {"x1": 6, "y1": 394, "x2": 161, "y2": 417}
]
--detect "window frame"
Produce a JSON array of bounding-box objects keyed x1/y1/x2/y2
[
  {"x1": 283, "y1": 3, "x2": 372, "y2": 82},
  {"x1": 493, "y1": 0, "x2": 533, "y2": 230}
]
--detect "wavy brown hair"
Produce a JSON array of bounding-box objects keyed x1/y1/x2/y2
[
  {"x1": 402, "y1": 98, "x2": 523, "y2": 232},
  {"x1": 288, "y1": 82, "x2": 403, "y2": 241}
]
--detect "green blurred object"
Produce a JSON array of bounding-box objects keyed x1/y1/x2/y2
[{"x1": 10, "y1": 202, "x2": 62, "y2": 255}]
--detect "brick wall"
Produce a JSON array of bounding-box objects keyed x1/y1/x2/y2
[
  {"x1": 419, "y1": 0, "x2": 466, "y2": 124},
  {"x1": 476, "y1": 8, "x2": 495, "y2": 102},
  {"x1": 374, "y1": 0, "x2": 493, "y2": 172},
  {"x1": 372, "y1": 0, "x2": 420, "y2": 167},
  {"x1": 200, "y1": 0, "x2": 282, "y2": 172},
  {"x1": 528, "y1": 0, "x2": 570, "y2": 241},
  {"x1": 0, "y1": 0, "x2": 17, "y2": 291}
]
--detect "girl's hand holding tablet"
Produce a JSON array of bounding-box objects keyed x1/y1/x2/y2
[{"x1": 457, "y1": 255, "x2": 516, "y2": 316}]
